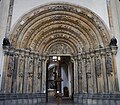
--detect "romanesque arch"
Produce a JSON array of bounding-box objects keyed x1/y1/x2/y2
[{"x1": 2, "y1": 3, "x2": 118, "y2": 96}]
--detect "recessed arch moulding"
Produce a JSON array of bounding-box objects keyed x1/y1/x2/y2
[{"x1": 9, "y1": 3, "x2": 111, "y2": 54}]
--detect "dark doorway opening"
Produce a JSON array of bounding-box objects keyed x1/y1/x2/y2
[{"x1": 46, "y1": 56, "x2": 74, "y2": 103}]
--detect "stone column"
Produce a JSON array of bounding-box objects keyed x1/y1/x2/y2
[
  {"x1": 38, "y1": 56, "x2": 42, "y2": 92},
  {"x1": 74, "y1": 56, "x2": 79, "y2": 93},
  {"x1": 101, "y1": 48, "x2": 108, "y2": 93},
  {"x1": 78, "y1": 55, "x2": 82, "y2": 93},
  {"x1": 81, "y1": 53, "x2": 87, "y2": 93},
  {"x1": 105, "y1": 48, "x2": 114, "y2": 93},
  {"x1": 6, "y1": 49, "x2": 14, "y2": 93},
  {"x1": 111, "y1": 46, "x2": 119, "y2": 92},
  {"x1": 95, "y1": 50, "x2": 104, "y2": 93},
  {"x1": 23, "y1": 50, "x2": 29, "y2": 93},
  {"x1": 41, "y1": 55, "x2": 46, "y2": 93},
  {"x1": 17, "y1": 49, "x2": 25, "y2": 93},
  {"x1": 16, "y1": 50, "x2": 21, "y2": 93},
  {"x1": 27, "y1": 52, "x2": 34, "y2": 93},
  {"x1": 33, "y1": 52, "x2": 39, "y2": 93},
  {"x1": 11, "y1": 49, "x2": 19, "y2": 93},
  {"x1": 86, "y1": 52, "x2": 93, "y2": 93},
  {"x1": 90, "y1": 52, "x2": 97, "y2": 93},
  {"x1": 1, "y1": 47, "x2": 9, "y2": 93}
]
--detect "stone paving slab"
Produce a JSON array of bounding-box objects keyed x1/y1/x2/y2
[{"x1": 46, "y1": 103, "x2": 74, "y2": 105}]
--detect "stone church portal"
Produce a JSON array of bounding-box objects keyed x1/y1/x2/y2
[{"x1": 1, "y1": 3, "x2": 119, "y2": 105}]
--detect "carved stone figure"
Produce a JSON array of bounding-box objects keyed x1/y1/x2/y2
[
  {"x1": 2, "y1": 37, "x2": 10, "y2": 46},
  {"x1": 7, "y1": 56, "x2": 14, "y2": 77},
  {"x1": 109, "y1": 36, "x2": 117, "y2": 47},
  {"x1": 29, "y1": 60, "x2": 33, "y2": 72},
  {"x1": 86, "y1": 61, "x2": 91, "y2": 73},
  {"x1": 106, "y1": 56, "x2": 112, "y2": 74},
  {"x1": 95, "y1": 59, "x2": 101, "y2": 77}
]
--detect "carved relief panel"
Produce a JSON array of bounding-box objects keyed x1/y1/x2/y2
[{"x1": 48, "y1": 43, "x2": 72, "y2": 54}]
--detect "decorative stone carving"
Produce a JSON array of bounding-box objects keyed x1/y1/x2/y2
[
  {"x1": 48, "y1": 43, "x2": 71, "y2": 54},
  {"x1": 10, "y1": 3, "x2": 110, "y2": 52},
  {"x1": 37, "y1": 73, "x2": 41, "y2": 79},
  {"x1": 86, "y1": 60, "x2": 91, "y2": 73},
  {"x1": 3, "y1": 3, "x2": 119, "y2": 95},
  {"x1": 19, "y1": 58, "x2": 24, "y2": 68},
  {"x1": 7, "y1": 56, "x2": 14, "y2": 77},
  {"x1": 29, "y1": 59, "x2": 33, "y2": 72},
  {"x1": 106, "y1": 56, "x2": 112, "y2": 75},
  {"x1": 95, "y1": 59, "x2": 101, "y2": 77},
  {"x1": 19, "y1": 72, "x2": 23, "y2": 77},
  {"x1": 28, "y1": 72, "x2": 33, "y2": 78}
]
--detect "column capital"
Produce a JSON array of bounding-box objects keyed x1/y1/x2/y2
[
  {"x1": 3, "y1": 46, "x2": 9, "y2": 55},
  {"x1": 100, "y1": 48, "x2": 106, "y2": 56},
  {"x1": 111, "y1": 46, "x2": 118, "y2": 55},
  {"x1": 24, "y1": 50, "x2": 30, "y2": 57},
  {"x1": 81, "y1": 53, "x2": 86, "y2": 59}
]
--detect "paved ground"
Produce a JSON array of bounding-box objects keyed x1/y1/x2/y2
[
  {"x1": 46, "y1": 97, "x2": 74, "y2": 105},
  {"x1": 46, "y1": 103, "x2": 74, "y2": 105}
]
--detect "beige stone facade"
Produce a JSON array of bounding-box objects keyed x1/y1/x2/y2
[
  {"x1": 0, "y1": 2, "x2": 119, "y2": 94},
  {"x1": 0, "y1": 1, "x2": 120, "y2": 105}
]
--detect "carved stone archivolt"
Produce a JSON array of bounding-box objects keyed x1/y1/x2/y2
[{"x1": 9, "y1": 3, "x2": 110, "y2": 54}]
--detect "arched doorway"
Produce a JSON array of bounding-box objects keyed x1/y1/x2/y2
[
  {"x1": 1, "y1": 2, "x2": 119, "y2": 104},
  {"x1": 46, "y1": 56, "x2": 74, "y2": 102}
]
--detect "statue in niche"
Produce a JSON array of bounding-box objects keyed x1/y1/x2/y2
[
  {"x1": 109, "y1": 36, "x2": 117, "y2": 47},
  {"x1": 106, "y1": 56, "x2": 112, "y2": 74},
  {"x1": 95, "y1": 59, "x2": 101, "y2": 77}
]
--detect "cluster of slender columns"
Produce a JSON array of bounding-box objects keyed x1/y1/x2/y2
[
  {"x1": 1, "y1": 46, "x2": 119, "y2": 95},
  {"x1": 1, "y1": 47, "x2": 43, "y2": 93},
  {"x1": 76, "y1": 46, "x2": 118, "y2": 94}
]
